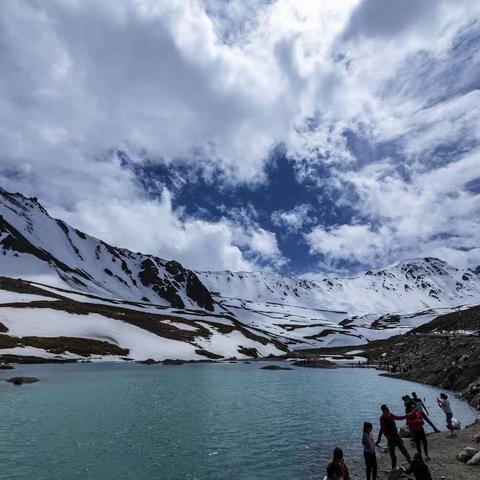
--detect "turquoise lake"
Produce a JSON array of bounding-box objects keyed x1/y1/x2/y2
[{"x1": 0, "y1": 362, "x2": 477, "y2": 480}]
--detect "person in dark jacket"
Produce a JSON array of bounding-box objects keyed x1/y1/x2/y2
[
  {"x1": 403, "y1": 453, "x2": 432, "y2": 480},
  {"x1": 411, "y1": 392, "x2": 439, "y2": 432},
  {"x1": 362, "y1": 422, "x2": 377, "y2": 480},
  {"x1": 376, "y1": 405, "x2": 412, "y2": 469}
]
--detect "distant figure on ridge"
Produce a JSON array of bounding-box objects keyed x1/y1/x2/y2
[
  {"x1": 326, "y1": 447, "x2": 351, "y2": 480},
  {"x1": 405, "y1": 401, "x2": 430, "y2": 459},
  {"x1": 376, "y1": 405, "x2": 412, "y2": 470},
  {"x1": 411, "y1": 392, "x2": 439, "y2": 432},
  {"x1": 362, "y1": 422, "x2": 377, "y2": 480},
  {"x1": 437, "y1": 393, "x2": 454, "y2": 434},
  {"x1": 403, "y1": 453, "x2": 432, "y2": 480}
]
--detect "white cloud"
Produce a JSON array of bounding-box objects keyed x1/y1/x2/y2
[
  {"x1": 57, "y1": 186, "x2": 285, "y2": 271},
  {"x1": 271, "y1": 204, "x2": 315, "y2": 232},
  {"x1": 1, "y1": 0, "x2": 480, "y2": 273}
]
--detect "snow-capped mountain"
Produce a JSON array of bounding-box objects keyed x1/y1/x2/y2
[
  {"x1": 0, "y1": 186, "x2": 479, "y2": 360},
  {"x1": 0, "y1": 188, "x2": 214, "y2": 311},
  {"x1": 197, "y1": 258, "x2": 480, "y2": 315}
]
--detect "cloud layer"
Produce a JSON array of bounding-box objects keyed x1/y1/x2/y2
[{"x1": 1, "y1": 0, "x2": 479, "y2": 273}]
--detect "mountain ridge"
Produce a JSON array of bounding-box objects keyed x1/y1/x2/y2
[{"x1": 1, "y1": 186, "x2": 479, "y2": 358}]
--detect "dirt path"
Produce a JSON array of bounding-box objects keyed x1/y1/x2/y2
[{"x1": 375, "y1": 421, "x2": 480, "y2": 479}]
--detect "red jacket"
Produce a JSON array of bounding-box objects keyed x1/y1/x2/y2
[
  {"x1": 406, "y1": 411, "x2": 425, "y2": 433},
  {"x1": 380, "y1": 413, "x2": 405, "y2": 439}
]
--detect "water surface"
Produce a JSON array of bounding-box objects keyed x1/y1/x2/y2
[{"x1": 0, "y1": 362, "x2": 476, "y2": 480}]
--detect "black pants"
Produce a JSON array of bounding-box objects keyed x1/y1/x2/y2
[
  {"x1": 364, "y1": 452, "x2": 377, "y2": 480},
  {"x1": 412, "y1": 430, "x2": 428, "y2": 457},
  {"x1": 446, "y1": 412, "x2": 453, "y2": 432},
  {"x1": 387, "y1": 436, "x2": 410, "y2": 469},
  {"x1": 421, "y1": 412, "x2": 439, "y2": 432}
]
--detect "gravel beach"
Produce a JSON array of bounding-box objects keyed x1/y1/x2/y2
[{"x1": 375, "y1": 421, "x2": 480, "y2": 479}]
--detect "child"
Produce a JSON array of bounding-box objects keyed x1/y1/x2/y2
[
  {"x1": 362, "y1": 422, "x2": 377, "y2": 480},
  {"x1": 403, "y1": 453, "x2": 432, "y2": 480},
  {"x1": 437, "y1": 393, "x2": 453, "y2": 433}
]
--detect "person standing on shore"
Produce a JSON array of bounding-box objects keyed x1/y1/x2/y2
[
  {"x1": 437, "y1": 393, "x2": 454, "y2": 434},
  {"x1": 362, "y1": 422, "x2": 377, "y2": 480},
  {"x1": 405, "y1": 402, "x2": 430, "y2": 459},
  {"x1": 375, "y1": 405, "x2": 412, "y2": 470},
  {"x1": 411, "y1": 392, "x2": 440, "y2": 433}
]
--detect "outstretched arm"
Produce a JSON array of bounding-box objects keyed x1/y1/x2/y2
[
  {"x1": 376, "y1": 430, "x2": 382, "y2": 445},
  {"x1": 421, "y1": 400, "x2": 429, "y2": 416}
]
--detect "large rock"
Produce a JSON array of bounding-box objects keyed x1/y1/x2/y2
[
  {"x1": 6, "y1": 376, "x2": 39, "y2": 385},
  {"x1": 474, "y1": 433, "x2": 480, "y2": 443},
  {"x1": 467, "y1": 451, "x2": 480, "y2": 466},
  {"x1": 291, "y1": 359, "x2": 337, "y2": 369},
  {"x1": 260, "y1": 365, "x2": 293, "y2": 371},
  {"x1": 457, "y1": 447, "x2": 478, "y2": 463}
]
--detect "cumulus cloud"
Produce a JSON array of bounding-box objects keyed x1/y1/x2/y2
[{"x1": 1, "y1": 0, "x2": 480, "y2": 273}]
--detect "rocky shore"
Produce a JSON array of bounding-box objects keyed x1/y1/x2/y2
[{"x1": 376, "y1": 420, "x2": 480, "y2": 479}]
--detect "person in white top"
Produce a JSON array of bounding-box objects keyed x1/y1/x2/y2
[{"x1": 437, "y1": 393, "x2": 453, "y2": 433}]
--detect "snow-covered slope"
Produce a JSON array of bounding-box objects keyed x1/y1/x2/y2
[
  {"x1": 1, "y1": 186, "x2": 479, "y2": 357},
  {"x1": 197, "y1": 259, "x2": 480, "y2": 348},
  {"x1": 0, "y1": 188, "x2": 214, "y2": 311},
  {"x1": 198, "y1": 259, "x2": 480, "y2": 315},
  {"x1": 0, "y1": 277, "x2": 286, "y2": 362}
]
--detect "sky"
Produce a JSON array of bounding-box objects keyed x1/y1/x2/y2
[{"x1": 1, "y1": 0, "x2": 480, "y2": 275}]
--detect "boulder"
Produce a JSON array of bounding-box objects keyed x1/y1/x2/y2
[
  {"x1": 467, "y1": 451, "x2": 480, "y2": 466},
  {"x1": 0, "y1": 364, "x2": 14, "y2": 370},
  {"x1": 457, "y1": 447, "x2": 478, "y2": 463},
  {"x1": 260, "y1": 365, "x2": 293, "y2": 371},
  {"x1": 140, "y1": 358, "x2": 157, "y2": 365},
  {"x1": 6, "y1": 376, "x2": 39, "y2": 385},
  {"x1": 291, "y1": 359, "x2": 337, "y2": 369},
  {"x1": 474, "y1": 433, "x2": 480, "y2": 443}
]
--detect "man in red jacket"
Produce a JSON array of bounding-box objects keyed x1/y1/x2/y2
[{"x1": 376, "y1": 404, "x2": 412, "y2": 469}]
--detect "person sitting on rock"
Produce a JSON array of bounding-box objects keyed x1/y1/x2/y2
[
  {"x1": 403, "y1": 453, "x2": 432, "y2": 480},
  {"x1": 411, "y1": 392, "x2": 439, "y2": 433},
  {"x1": 405, "y1": 401, "x2": 430, "y2": 460},
  {"x1": 326, "y1": 447, "x2": 350, "y2": 480},
  {"x1": 437, "y1": 393, "x2": 454, "y2": 434},
  {"x1": 376, "y1": 405, "x2": 412, "y2": 470}
]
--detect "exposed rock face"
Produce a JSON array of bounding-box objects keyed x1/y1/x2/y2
[
  {"x1": 0, "y1": 187, "x2": 215, "y2": 311},
  {"x1": 139, "y1": 259, "x2": 186, "y2": 309}
]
